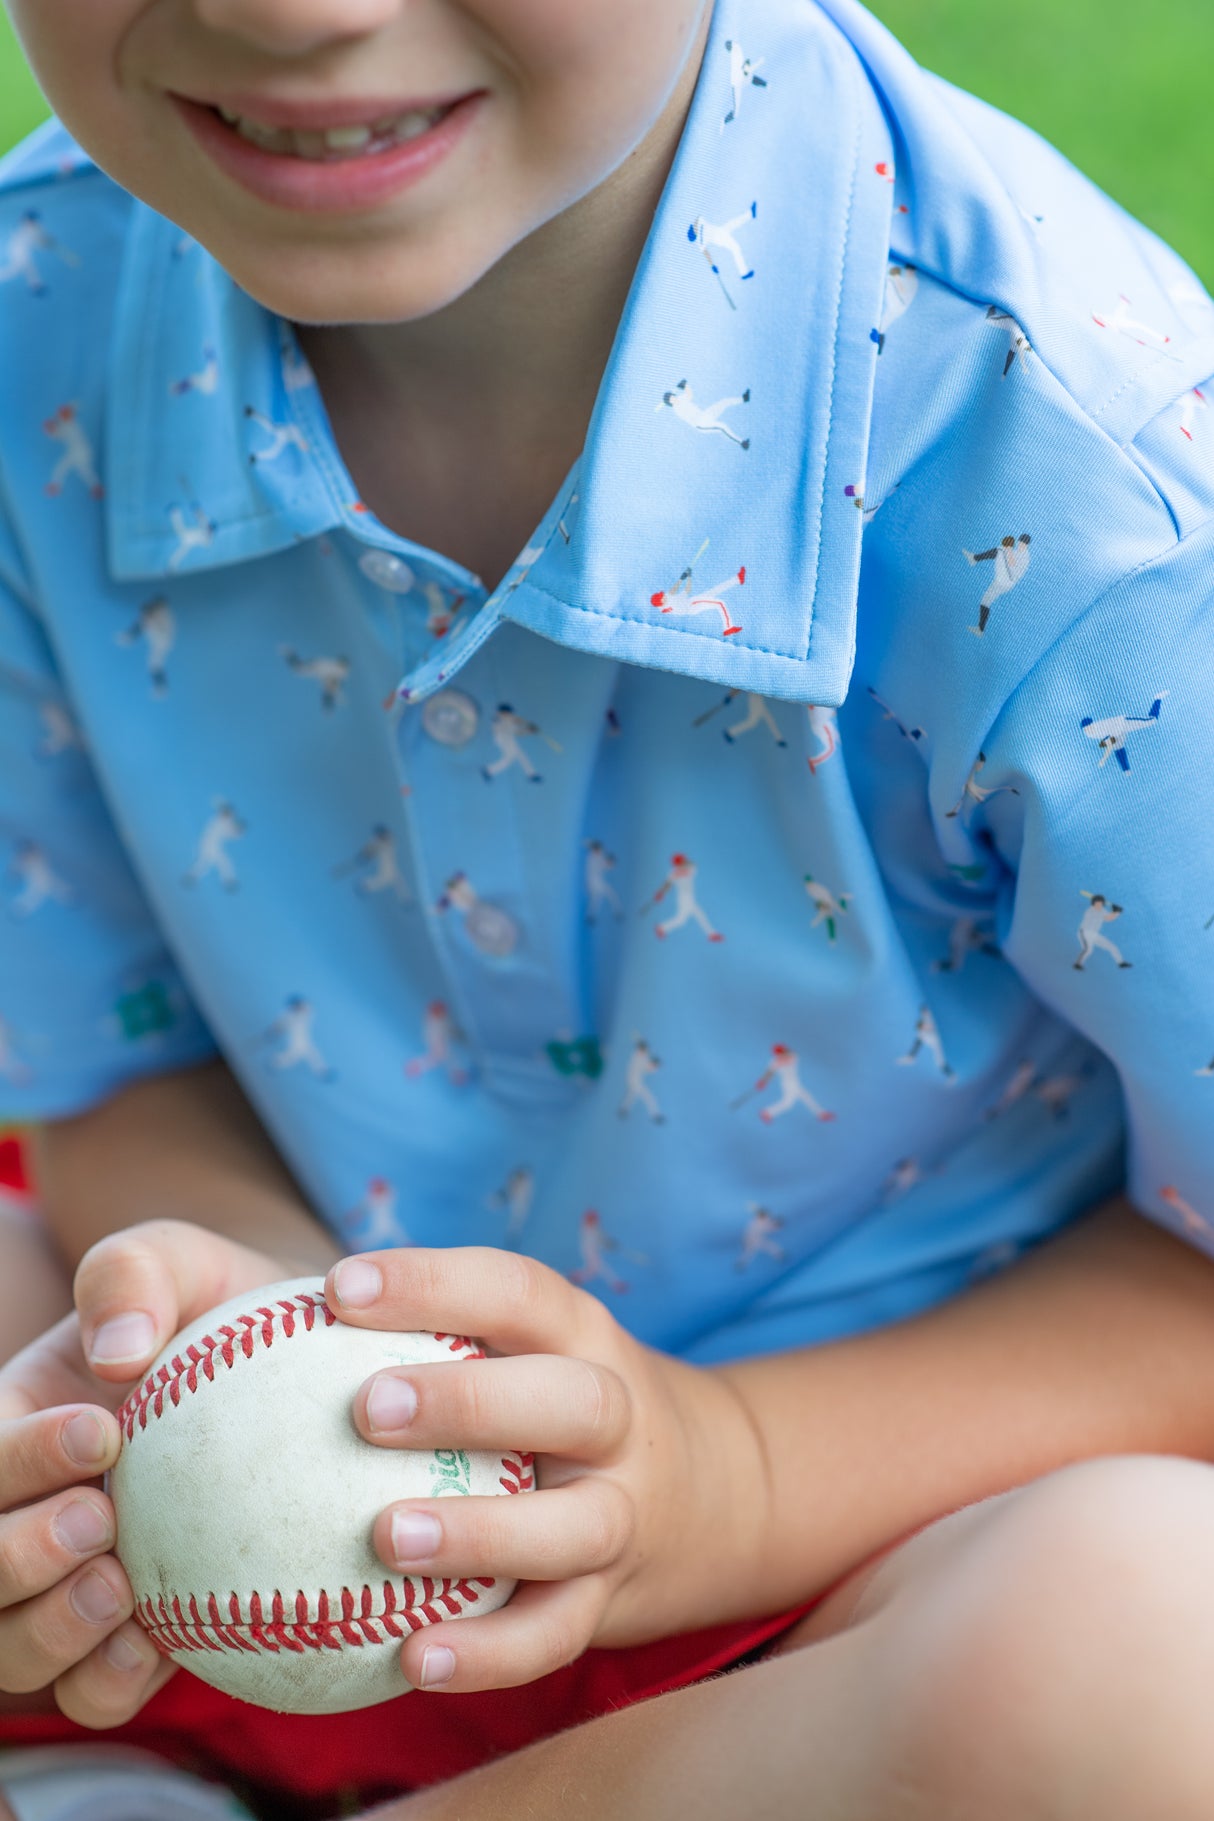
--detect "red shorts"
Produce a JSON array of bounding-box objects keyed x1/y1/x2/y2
[{"x1": 0, "y1": 1596, "x2": 841, "y2": 1814}]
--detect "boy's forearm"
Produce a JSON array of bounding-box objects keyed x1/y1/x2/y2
[
  {"x1": 30, "y1": 1057, "x2": 340, "y2": 1274},
  {"x1": 715, "y1": 1196, "x2": 1214, "y2": 1617}
]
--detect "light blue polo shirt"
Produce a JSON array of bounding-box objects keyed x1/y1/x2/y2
[{"x1": 2, "y1": 0, "x2": 1213, "y2": 1364}]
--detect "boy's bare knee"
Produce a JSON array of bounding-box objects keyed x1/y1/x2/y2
[{"x1": 874, "y1": 1456, "x2": 1214, "y2": 1820}]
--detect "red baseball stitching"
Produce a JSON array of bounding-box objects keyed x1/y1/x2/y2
[{"x1": 135, "y1": 1575, "x2": 500, "y2": 1658}]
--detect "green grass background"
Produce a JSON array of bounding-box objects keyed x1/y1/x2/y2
[{"x1": 1, "y1": 2, "x2": 1211, "y2": 282}]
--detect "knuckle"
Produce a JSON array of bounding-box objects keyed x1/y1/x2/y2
[
  {"x1": 496, "y1": 1251, "x2": 551, "y2": 1329},
  {"x1": 0, "y1": 1518, "x2": 41, "y2": 1606},
  {"x1": 573, "y1": 1360, "x2": 629, "y2": 1454}
]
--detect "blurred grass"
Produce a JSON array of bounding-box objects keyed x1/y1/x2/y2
[{"x1": 0, "y1": 0, "x2": 1212, "y2": 285}]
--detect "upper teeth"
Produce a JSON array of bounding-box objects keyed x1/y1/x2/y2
[{"x1": 216, "y1": 106, "x2": 445, "y2": 157}]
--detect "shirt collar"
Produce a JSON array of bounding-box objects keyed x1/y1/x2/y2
[{"x1": 106, "y1": 0, "x2": 895, "y2": 706}]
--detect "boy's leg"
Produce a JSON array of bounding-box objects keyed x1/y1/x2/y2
[{"x1": 390, "y1": 1453, "x2": 1214, "y2": 1821}]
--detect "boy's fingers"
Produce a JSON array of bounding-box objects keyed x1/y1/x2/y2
[
  {"x1": 354, "y1": 1353, "x2": 629, "y2": 1461},
  {"x1": 328, "y1": 1247, "x2": 609, "y2": 1356},
  {"x1": 0, "y1": 1489, "x2": 116, "y2": 1611},
  {"x1": 373, "y1": 1482, "x2": 632, "y2": 1585},
  {"x1": 397, "y1": 1574, "x2": 609, "y2": 1695},
  {"x1": 54, "y1": 1621, "x2": 175, "y2": 1729},
  {"x1": 0, "y1": 1555, "x2": 132, "y2": 1694},
  {"x1": 0, "y1": 1406, "x2": 120, "y2": 1511}
]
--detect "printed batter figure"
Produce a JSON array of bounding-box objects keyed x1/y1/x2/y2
[
  {"x1": 985, "y1": 306, "x2": 1032, "y2": 376},
  {"x1": 650, "y1": 538, "x2": 746, "y2": 638},
  {"x1": 584, "y1": 840, "x2": 624, "y2": 923},
  {"x1": 984, "y1": 1058, "x2": 1037, "y2": 1121},
  {"x1": 688, "y1": 202, "x2": 758, "y2": 309},
  {"x1": 345, "y1": 1177, "x2": 408, "y2": 1249},
  {"x1": 881, "y1": 1157, "x2": 923, "y2": 1203},
  {"x1": 181, "y1": 800, "x2": 248, "y2": 892},
  {"x1": 488, "y1": 1166, "x2": 535, "y2": 1245},
  {"x1": 421, "y1": 579, "x2": 467, "y2": 641},
  {"x1": 1179, "y1": 388, "x2": 1208, "y2": 442},
  {"x1": 244, "y1": 404, "x2": 310, "y2": 464},
  {"x1": 945, "y1": 751, "x2": 1020, "y2": 821},
  {"x1": 735, "y1": 1204, "x2": 785, "y2": 1269},
  {"x1": 1080, "y1": 692, "x2": 1167, "y2": 773},
  {"x1": 332, "y1": 825, "x2": 412, "y2": 904},
  {"x1": 1091, "y1": 295, "x2": 1178, "y2": 354},
  {"x1": 34, "y1": 700, "x2": 86, "y2": 760},
  {"x1": 6, "y1": 840, "x2": 74, "y2": 919},
  {"x1": 643, "y1": 854, "x2": 725, "y2": 942},
  {"x1": 482, "y1": 704, "x2": 561, "y2": 783},
  {"x1": 1160, "y1": 1184, "x2": 1214, "y2": 1241},
  {"x1": 278, "y1": 645, "x2": 351, "y2": 711},
  {"x1": 568, "y1": 1210, "x2": 631, "y2": 1294},
  {"x1": 722, "y1": 40, "x2": 767, "y2": 128},
  {"x1": 733, "y1": 1042, "x2": 835, "y2": 1123},
  {"x1": 115, "y1": 595, "x2": 176, "y2": 698},
  {"x1": 618, "y1": 1037, "x2": 665, "y2": 1123},
  {"x1": 803, "y1": 874, "x2": 851, "y2": 943},
  {"x1": 658, "y1": 379, "x2": 751, "y2": 448},
  {"x1": 43, "y1": 404, "x2": 103, "y2": 500},
  {"x1": 167, "y1": 500, "x2": 218, "y2": 571},
  {"x1": 1033, "y1": 1067, "x2": 1091, "y2": 1119},
  {"x1": 404, "y1": 1001, "x2": 470, "y2": 1085},
  {"x1": 870, "y1": 263, "x2": 918, "y2": 354},
  {"x1": 962, "y1": 534, "x2": 1032, "y2": 635},
  {"x1": 866, "y1": 685, "x2": 924, "y2": 744},
  {"x1": 1074, "y1": 892, "x2": 1133, "y2": 971},
  {"x1": 931, "y1": 913, "x2": 1000, "y2": 974},
  {"x1": 251, "y1": 995, "x2": 336, "y2": 1081},
  {"x1": 1196, "y1": 1056, "x2": 1214, "y2": 1078},
  {"x1": 806, "y1": 704, "x2": 840, "y2": 774},
  {"x1": 0, "y1": 209, "x2": 80, "y2": 295},
  {"x1": 896, "y1": 1004, "x2": 955, "y2": 1078},
  {"x1": 725, "y1": 693, "x2": 785, "y2": 744},
  {"x1": 168, "y1": 344, "x2": 220, "y2": 398}
]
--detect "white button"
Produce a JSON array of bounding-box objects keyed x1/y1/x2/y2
[
  {"x1": 465, "y1": 901, "x2": 520, "y2": 957},
  {"x1": 359, "y1": 549, "x2": 416, "y2": 594},
  {"x1": 422, "y1": 690, "x2": 479, "y2": 747}
]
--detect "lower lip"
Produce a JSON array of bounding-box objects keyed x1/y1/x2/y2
[{"x1": 171, "y1": 92, "x2": 482, "y2": 213}]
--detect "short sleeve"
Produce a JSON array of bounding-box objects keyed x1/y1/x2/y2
[
  {"x1": 977, "y1": 516, "x2": 1214, "y2": 1254},
  {"x1": 0, "y1": 510, "x2": 220, "y2": 1120}
]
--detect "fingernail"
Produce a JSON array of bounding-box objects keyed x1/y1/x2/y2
[
  {"x1": 420, "y1": 1644, "x2": 456, "y2": 1688},
  {"x1": 390, "y1": 1510, "x2": 441, "y2": 1564},
  {"x1": 90, "y1": 1312, "x2": 157, "y2": 1365},
  {"x1": 53, "y1": 1498, "x2": 113, "y2": 1556},
  {"x1": 69, "y1": 1570, "x2": 121, "y2": 1625},
  {"x1": 365, "y1": 1374, "x2": 417, "y2": 1432},
  {"x1": 62, "y1": 1411, "x2": 110, "y2": 1467},
  {"x1": 332, "y1": 1259, "x2": 383, "y2": 1309},
  {"x1": 103, "y1": 1631, "x2": 147, "y2": 1673}
]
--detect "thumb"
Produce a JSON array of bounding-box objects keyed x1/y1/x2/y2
[{"x1": 74, "y1": 1218, "x2": 310, "y2": 1382}]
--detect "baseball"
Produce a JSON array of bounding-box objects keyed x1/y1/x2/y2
[{"x1": 110, "y1": 1276, "x2": 535, "y2": 1715}]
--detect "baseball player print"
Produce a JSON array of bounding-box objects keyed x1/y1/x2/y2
[
  {"x1": 735, "y1": 1204, "x2": 785, "y2": 1269},
  {"x1": 806, "y1": 704, "x2": 840, "y2": 775},
  {"x1": 181, "y1": 800, "x2": 248, "y2": 892},
  {"x1": 657, "y1": 379, "x2": 751, "y2": 448},
  {"x1": 931, "y1": 913, "x2": 1000, "y2": 975},
  {"x1": 278, "y1": 645, "x2": 351, "y2": 711},
  {"x1": 1178, "y1": 388, "x2": 1208, "y2": 442},
  {"x1": 0, "y1": 210, "x2": 80, "y2": 295},
  {"x1": 569, "y1": 1210, "x2": 634, "y2": 1294},
  {"x1": 722, "y1": 39, "x2": 767, "y2": 129},
  {"x1": 244, "y1": 404, "x2": 310, "y2": 464},
  {"x1": 946, "y1": 751, "x2": 1020, "y2": 822},
  {"x1": 278, "y1": 322, "x2": 318, "y2": 392},
  {"x1": 345, "y1": 1176, "x2": 409, "y2": 1248},
  {"x1": 331, "y1": 825, "x2": 412, "y2": 904},
  {"x1": 870, "y1": 263, "x2": 918, "y2": 355},
  {"x1": 488, "y1": 1165, "x2": 535, "y2": 1245},
  {"x1": 896, "y1": 1004, "x2": 955, "y2": 1078},
  {"x1": 962, "y1": 535, "x2": 1032, "y2": 636},
  {"x1": 42, "y1": 404, "x2": 103, "y2": 500},
  {"x1": 882, "y1": 1157, "x2": 923, "y2": 1203},
  {"x1": 0, "y1": 1014, "x2": 34, "y2": 1087},
  {"x1": 251, "y1": 995, "x2": 336, "y2": 1081},
  {"x1": 867, "y1": 685, "x2": 924, "y2": 744},
  {"x1": 803, "y1": 874, "x2": 851, "y2": 944},
  {"x1": 1033, "y1": 1066, "x2": 1092, "y2": 1118},
  {"x1": 649, "y1": 540, "x2": 746, "y2": 637},
  {"x1": 1196, "y1": 1055, "x2": 1214, "y2": 1078},
  {"x1": 584, "y1": 840, "x2": 624, "y2": 923},
  {"x1": 985, "y1": 306, "x2": 1032, "y2": 377},
  {"x1": 1080, "y1": 692, "x2": 1167, "y2": 773},
  {"x1": 34, "y1": 699, "x2": 86, "y2": 760},
  {"x1": 482, "y1": 704, "x2": 561, "y2": 783},
  {"x1": 1074, "y1": 892, "x2": 1132, "y2": 971},
  {"x1": 166, "y1": 498, "x2": 218, "y2": 572},
  {"x1": 692, "y1": 689, "x2": 785, "y2": 744},
  {"x1": 1160, "y1": 1184, "x2": 1214, "y2": 1241},
  {"x1": 421, "y1": 579, "x2": 467, "y2": 642},
  {"x1": 735, "y1": 1043, "x2": 836, "y2": 1124},
  {"x1": 1091, "y1": 296, "x2": 1180, "y2": 357},
  {"x1": 873, "y1": 161, "x2": 910, "y2": 215},
  {"x1": 115, "y1": 596, "x2": 176, "y2": 699},
  {"x1": 687, "y1": 202, "x2": 758, "y2": 310},
  {"x1": 843, "y1": 485, "x2": 885, "y2": 524},
  {"x1": 404, "y1": 1001, "x2": 470, "y2": 1085},
  {"x1": 642, "y1": 854, "x2": 725, "y2": 942},
  {"x1": 6, "y1": 840, "x2": 74, "y2": 919},
  {"x1": 618, "y1": 1037, "x2": 665, "y2": 1123},
  {"x1": 983, "y1": 1058, "x2": 1037, "y2": 1121},
  {"x1": 168, "y1": 344, "x2": 220, "y2": 399}
]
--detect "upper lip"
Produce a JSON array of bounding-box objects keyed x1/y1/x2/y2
[{"x1": 175, "y1": 91, "x2": 470, "y2": 129}]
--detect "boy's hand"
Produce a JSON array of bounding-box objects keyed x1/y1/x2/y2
[
  {"x1": 0, "y1": 1219, "x2": 306, "y2": 1725},
  {"x1": 327, "y1": 1247, "x2": 770, "y2": 1694}
]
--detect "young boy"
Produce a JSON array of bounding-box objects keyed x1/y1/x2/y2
[{"x1": 1, "y1": 0, "x2": 1214, "y2": 1814}]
